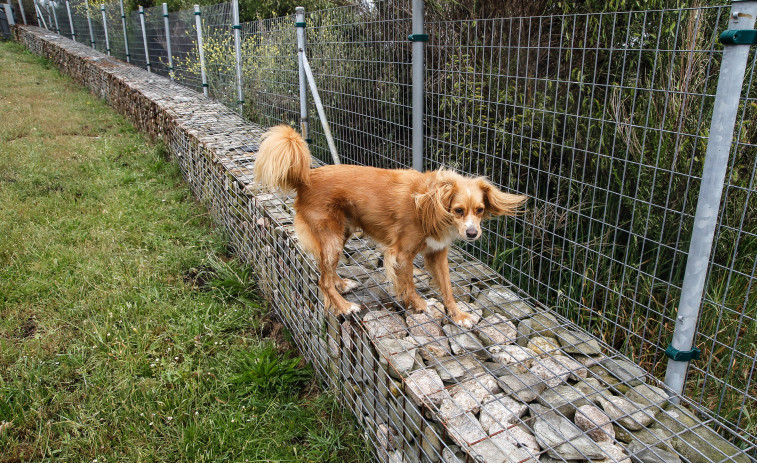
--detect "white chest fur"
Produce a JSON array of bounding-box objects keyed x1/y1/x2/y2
[{"x1": 425, "y1": 233, "x2": 455, "y2": 252}]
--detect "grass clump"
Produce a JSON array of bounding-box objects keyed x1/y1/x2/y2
[{"x1": 0, "y1": 40, "x2": 366, "y2": 463}]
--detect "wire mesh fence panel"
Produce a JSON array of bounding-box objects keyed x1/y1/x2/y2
[
  {"x1": 239, "y1": 14, "x2": 297, "y2": 130},
  {"x1": 421, "y1": 6, "x2": 757, "y2": 439},
  {"x1": 142, "y1": 4, "x2": 169, "y2": 77},
  {"x1": 127, "y1": 9, "x2": 146, "y2": 69},
  {"x1": 168, "y1": 7, "x2": 201, "y2": 92},
  {"x1": 200, "y1": 2, "x2": 234, "y2": 104},
  {"x1": 304, "y1": 2, "x2": 413, "y2": 168}
]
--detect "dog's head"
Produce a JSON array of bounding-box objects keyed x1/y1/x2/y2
[{"x1": 415, "y1": 170, "x2": 526, "y2": 241}]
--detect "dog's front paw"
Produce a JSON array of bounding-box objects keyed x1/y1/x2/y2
[
  {"x1": 345, "y1": 303, "x2": 361, "y2": 315},
  {"x1": 452, "y1": 311, "x2": 475, "y2": 329},
  {"x1": 337, "y1": 278, "x2": 360, "y2": 294}
]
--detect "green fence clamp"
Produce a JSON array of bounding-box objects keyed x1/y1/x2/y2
[
  {"x1": 665, "y1": 345, "x2": 701, "y2": 362},
  {"x1": 237, "y1": 100, "x2": 245, "y2": 105},
  {"x1": 232, "y1": 24, "x2": 241, "y2": 30},
  {"x1": 305, "y1": 138, "x2": 313, "y2": 143},
  {"x1": 194, "y1": 11, "x2": 200, "y2": 15},
  {"x1": 202, "y1": 83, "x2": 208, "y2": 87},
  {"x1": 295, "y1": 21, "x2": 306, "y2": 27},
  {"x1": 719, "y1": 29, "x2": 757, "y2": 45},
  {"x1": 408, "y1": 33, "x2": 429, "y2": 42}
]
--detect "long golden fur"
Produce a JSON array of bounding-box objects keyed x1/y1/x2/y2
[{"x1": 254, "y1": 125, "x2": 526, "y2": 327}]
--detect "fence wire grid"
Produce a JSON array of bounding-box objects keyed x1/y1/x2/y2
[{"x1": 16, "y1": 0, "x2": 757, "y2": 455}]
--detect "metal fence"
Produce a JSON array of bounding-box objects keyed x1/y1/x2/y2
[{"x1": 15, "y1": 0, "x2": 757, "y2": 446}]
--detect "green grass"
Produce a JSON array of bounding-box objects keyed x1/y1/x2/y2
[{"x1": 0, "y1": 40, "x2": 367, "y2": 462}]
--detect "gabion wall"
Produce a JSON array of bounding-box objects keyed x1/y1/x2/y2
[{"x1": 13, "y1": 25, "x2": 755, "y2": 463}]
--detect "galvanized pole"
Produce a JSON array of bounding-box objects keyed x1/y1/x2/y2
[
  {"x1": 85, "y1": 0, "x2": 95, "y2": 49},
  {"x1": 51, "y1": 1, "x2": 61, "y2": 35},
  {"x1": 162, "y1": 3, "x2": 173, "y2": 80},
  {"x1": 4, "y1": 3, "x2": 15, "y2": 25},
  {"x1": 295, "y1": 6, "x2": 309, "y2": 142},
  {"x1": 138, "y1": 6, "x2": 150, "y2": 72},
  {"x1": 33, "y1": 0, "x2": 47, "y2": 29},
  {"x1": 101, "y1": 4, "x2": 110, "y2": 55},
  {"x1": 64, "y1": 0, "x2": 74, "y2": 40},
  {"x1": 410, "y1": 0, "x2": 426, "y2": 172},
  {"x1": 231, "y1": 0, "x2": 243, "y2": 114},
  {"x1": 119, "y1": 0, "x2": 129, "y2": 63},
  {"x1": 300, "y1": 53, "x2": 340, "y2": 165},
  {"x1": 16, "y1": 0, "x2": 27, "y2": 25},
  {"x1": 663, "y1": 0, "x2": 757, "y2": 402},
  {"x1": 194, "y1": 4, "x2": 207, "y2": 96}
]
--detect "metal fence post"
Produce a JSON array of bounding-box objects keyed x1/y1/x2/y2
[
  {"x1": 295, "y1": 7, "x2": 309, "y2": 142},
  {"x1": 138, "y1": 6, "x2": 150, "y2": 72},
  {"x1": 51, "y1": 1, "x2": 60, "y2": 35},
  {"x1": 194, "y1": 4, "x2": 207, "y2": 96},
  {"x1": 162, "y1": 3, "x2": 173, "y2": 80},
  {"x1": 663, "y1": 0, "x2": 757, "y2": 402},
  {"x1": 410, "y1": 0, "x2": 426, "y2": 172},
  {"x1": 231, "y1": 0, "x2": 243, "y2": 114},
  {"x1": 101, "y1": 4, "x2": 110, "y2": 55},
  {"x1": 33, "y1": 0, "x2": 46, "y2": 29},
  {"x1": 4, "y1": 3, "x2": 15, "y2": 25},
  {"x1": 16, "y1": 0, "x2": 27, "y2": 25},
  {"x1": 85, "y1": 0, "x2": 95, "y2": 48},
  {"x1": 64, "y1": 0, "x2": 74, "y2": 40},
  {"x1": 119, "y1": 0, "x2": 129, "y2": 63}
]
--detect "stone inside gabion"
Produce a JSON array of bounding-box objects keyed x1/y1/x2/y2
[{"x1": 17, "y1": 26, "x2": 753, "y2": 463}]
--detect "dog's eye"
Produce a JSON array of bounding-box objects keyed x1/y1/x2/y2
[
  {"x1": 476, "y1": 207, "x2": 484, "y2": 215},
  {"x1": 454, "y1": 208, "x2": 464, "y2": 215}
]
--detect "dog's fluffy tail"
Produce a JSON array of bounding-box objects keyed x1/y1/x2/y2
[{"x1": 254, "y1": 125, "x2": 312, "y2": 193}]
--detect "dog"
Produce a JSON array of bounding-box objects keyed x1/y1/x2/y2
[{"x1": 254, "y1": 125, "x2": 526, "y2": 328}]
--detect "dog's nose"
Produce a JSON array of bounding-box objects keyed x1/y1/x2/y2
[{"x1": 466, "y1": 227, "x2": 478, "y2": 239}]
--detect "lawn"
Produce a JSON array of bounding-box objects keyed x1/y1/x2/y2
[{"x1": 0, "y1": 40, "x2": 367, "y2": 463}]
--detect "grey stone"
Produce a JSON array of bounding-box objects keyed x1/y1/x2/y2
[
  {"x1": 533, "y1": 412, "x2": 605, "y2": 460},
  {"x1": 516, "y1": 319, "x2": 534, "y2": 347},
  {"x1": 599, "y1": 358, "x2": 646, "y2": 386},
  {"x1": 347, "y1": 248, "x2": 382, "y2": 269},
  {"x1": 527, "y1": 336, "x2": 561, "y2": 356},
  {"x1": 407, "y1": 312, "x2": 445, "y2": 338},
  {"x1": 574, "y1": 404, "x2": 615, "y2": 442},
  {"x1": 555, "y1": 328, "x2": 603, "y2": 356},
  {"x1": 476, "y1": 314, "x2": 517, "y2": 352},
  {"x1": 498, "y1": 371, "x2": 547, "y2": 403},
  {"x1": 445, "y1": 412, "x2": 488, "y2": 447},
  {"x1": 443, "y1": 323, "x2": 487, "y2": 358},
  {"x1": 652, "y1": 405, "x2": 750, "y2": 463},
  {"x1": 489, "y1": 345, "x2": 538, "y2": 372},
  {"x1": 442, "y1": 446, "x2": 465, "y2": 463},
  {"x1": 387, "y1": 450, "x2": 408, "y2": 463},
  {"x1": 490, "y1": 424, "x2": 540, "y2": 455},
  {"x1": 614, "y1": 425, "x2": 674, "y2": 450},
  {"x1": 536, "y1": 384, "x2": 591, "y2": 417},
  {"x1": 627, "y1": 441, "x2": 682, "y2": 463},
  {"x1": 410, "y1": 335, "x2": 452, "y2": 362},
  {"x1": 448, "y1": 374, "x2": 500, "y2": 414},
  {"x1": 477, "y1": 286, "x2": 535, "y2": 319},
  {"x1": 528, "y1": 312, "x2": 561, "y2": 335},
  {"x1": 597, "y1": 395, "x2": 656, "y2": 431},
  {"x1": 471, "y1": 437, "x2": 539, "y2": 463},
  {"x1": 596, "y1": 442, "x2": 631, "y2": 463},
  {"x1": 336, "y1": 264, "x2": 372, "y2": 283},
  {"x1": 530, "y1": 355, "x2": 587, "y2": 387},
  {"x1": 376, "y1": 337, "x2": 418, "y2": 379},
  {"x1": 479, "y1": 394, "x2": 528, "y2": 433},
  {"x1": 625, "y1": 384, "x2": 669, "y2": 408},
  {"x1": 405, "y1": 368, "x2": 446, "y2": 408},
  {"x1": 377, "y1": 423, "x2": 399, "y2": 451},
  {"x1": 363, "y1": 309, "x2": 408, "y2": 339},
  {"x1": 430, "y1": 355, "x2": 485, "y2": 382}
]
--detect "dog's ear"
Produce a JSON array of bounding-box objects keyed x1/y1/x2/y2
[
  {"x1": 478, "y1": 179, "x2": 527, "y2": 217},
  {"x1": 414, "y1": 177, "x2": 455, "y2": 237}
]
